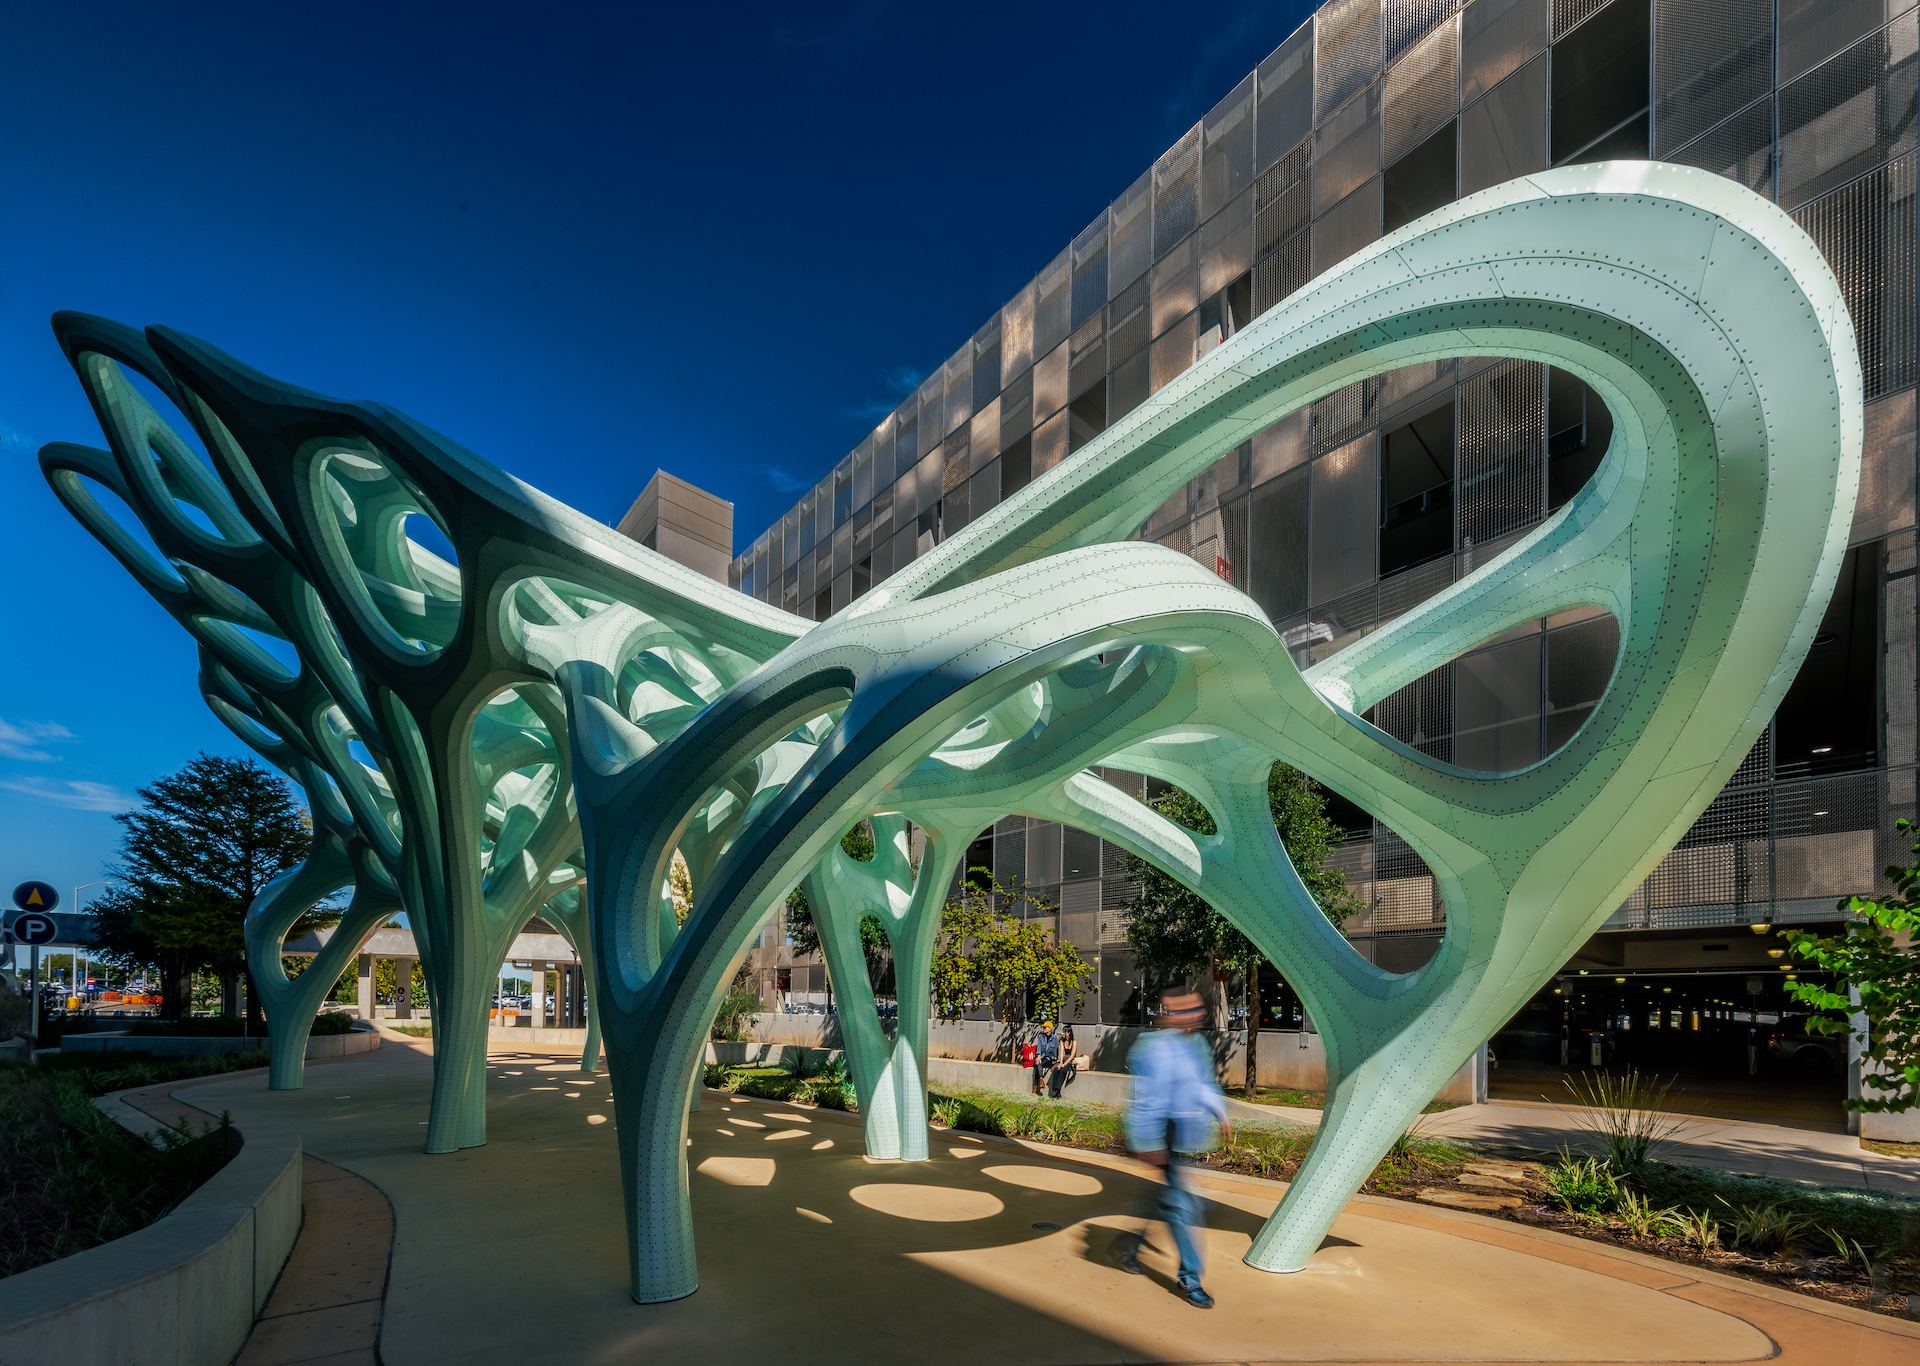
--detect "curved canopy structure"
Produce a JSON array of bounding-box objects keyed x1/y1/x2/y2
[{"x1": 43, "y1": 162, "x2": 1860, "y2": 1303}]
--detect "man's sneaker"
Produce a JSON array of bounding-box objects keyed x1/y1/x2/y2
[{"x1": 1179, "y1": 1285, "x2": 1215, "y2": 1309}]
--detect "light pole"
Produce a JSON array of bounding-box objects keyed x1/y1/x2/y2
[{"x1": 72, "y1": 880, "x2": 118, "y2": 1011}]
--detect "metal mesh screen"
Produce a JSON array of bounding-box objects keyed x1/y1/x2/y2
[
  {"x1": 1667, "y1": 95, "x2": 1775, "y2": 200},
  {"x1": 1793, "y1": 154, "x2": 1919, "y2": 402},
  {"x1": 1374, "y1": 664, "x2": 1456, "y2": 761},
  {"x1": 1058, "y1": 880, "x2": 1100, "y2": 948},
  {"x1": 1387, "y1": 0, "x2": 1460, "y2": 64},
  {"x1": 1652, "y1": 0, "x2": 1774, "y2": 156},
  {"x1": 1853, "y1": 389, "x2": 1918, "y2": 545},
  {"x1": 1385, "y1": 16, "x2": 1461, "y2": 163},
  {"x1": 1099, "y1": 877, "x2": 1140, "y2": 945},
  {"x1": 1553, "y1": 0, "x2": 1614, "y2": 41},
  {"x1": 1381, "y1": 358, "x2": 1457, "y2": 414},
  {"x1": 1888, "y1": 532, "x2": 1919, "y2": 770},
  {"x1": 1254, "y1": 232, "x2": 1313, "y2": 315},
  {"x1": 1318, "y1": 0, "x2": 1387, "y2": 121},
  {"x1": 1154, "y1": 127, "x2": 1202, "y2": 257},
  {"x1": 1312, "y1": 377, "x2": 1379, "y2": 453},
  {"x1": 1777, "y1": 12, "x2": 1919, "y2": 211},
  {"x1": 1456, "y1": 358, "x2": 1545, "y2": 547}
]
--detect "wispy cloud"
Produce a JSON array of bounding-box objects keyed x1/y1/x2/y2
[
  {"x1": 1158, "y1": 4, "x2": 1287, "y2": 135},
  {"x1": 843, "y1": 364, "x2": 925, "y2": 422},
  {"x1": 0, "y1": 776, "x2": 134, "y2": 812},
  {"x1": 0, "y1": 718, "x2": 75, "y2": 762},
  {"x1": 765, "y1": 466, "x2": 809, "y2": 494}
]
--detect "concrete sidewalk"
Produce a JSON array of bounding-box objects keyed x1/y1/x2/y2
[
  {"x1": 154, "y1": 1040, "x2": 1920, "y2": 1363},
  {"x1": 1221, "y1": 1088, "x2": 1920, "y2": 1197}
]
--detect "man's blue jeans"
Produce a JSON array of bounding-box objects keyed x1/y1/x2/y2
[{"x1": 1158, "y1": 1154, "x2": 1205, "y2": 1290}]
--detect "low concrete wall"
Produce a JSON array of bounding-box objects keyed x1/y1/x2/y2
[
  {"x1": 0, "y1": 1118, "x2": 303, "y2": 1366},
  {"x1": 749, "y1": 1013, "x2": 1479, "y2": 1105},
  {"x1": 486, "y1": 1025, "x2": 595, "y2": 1047},
  {"x1": 62, "y1": 1029, "x2": 381, "y2": 1061}
]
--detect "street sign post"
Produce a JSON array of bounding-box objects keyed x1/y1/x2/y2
[{"x1": 12, "y1": 883, "x2": 61, "y2": 1048}]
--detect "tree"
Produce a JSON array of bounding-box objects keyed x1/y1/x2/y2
[
  {"x1": 785, "y1": 821, "x2": 893, "y2": 994},
  {"x1": 1782, "y1": 819, "x2": 1920, "y2": 1113},
  {"x1": 84, "y1": 754, "x2": 335, "y2": 1022},
  {"x1": 1117, "y1": 763, "x2": 1364, "y2": 1096},
  {"x1": 931, "y1": 869, "x2": 1094, "y2": 1025}
]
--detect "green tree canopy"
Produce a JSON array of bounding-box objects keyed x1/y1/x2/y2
[
  {"x1": 1784, "y1": 819, "x2": 1920, "y2": 1113},
  {"x1": 931, "y1": 869, "x2": 1093, "y2": 1024},
  {"x1": 1117, "y1": 763, "x2": 1363, "y2": 1094},
  {"x1": 784, "y1": 820, "x2": 892, "y2": 990},
  {"x1": 86, "y1": 753, "x2": 335, "y2": 1019}
]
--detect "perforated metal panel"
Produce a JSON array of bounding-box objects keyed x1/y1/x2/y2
[
  {"x1": 1386, "y1": 16, "x2": 1461, "y2": 163},
  {"x1": 1460, "y1": 53, "x2": 1548, "y2": 194},
  {"x1": 1553, "y1": 0, "x2": 1614, "y2": 41},
  {"x1": 1456, "y1": 358, "x2": 1545, "y2": 547},
  {"x1": 1388, "y1": 0, "x2": 1461, "y2": 64},
  {"x1": 1793, "y1": 153, "x2": 1919, "y2": 400},
  {"x1": 1653, "y1": 0, "x2": 1773, "y2": 156},
  {"x1": 1374, "y1": 666, "x2": 1456, "y2": 760},
  {"x1": 1852, "y1": 389, "x2": 1918, "y2": 545},
  {"x1": 1668, "y1": 95, "x2": 1775, "y2": 200},
  {"x1": 1312, "y1": 377, "x2": 1380, "y2": 452},
  {"x1": 1777, "y1": 12, "x2": 1920, "y2": 211},
  {"x1": 1254, "y1": 141, "x2": 1314, "y2": 315},
  {"x1": 1318, "y1": 0, "x2": 1386, "y2": 121},
  {"x1": 1154, "y1": 127, "x2": 1202, "y2": 258}
]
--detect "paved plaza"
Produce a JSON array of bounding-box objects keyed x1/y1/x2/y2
[{"x1": 107, "y1": 1034, "x2": 1920, "y2": 1365}]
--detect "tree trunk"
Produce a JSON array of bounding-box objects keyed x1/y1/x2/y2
[
  {"x1": 1245, "y1": 960, "x2": 1260, "y2": 1098},
  {"x1": 244, "y1": 962, "x2": 266, "y2": 1028}
]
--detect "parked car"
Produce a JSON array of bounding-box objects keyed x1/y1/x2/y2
[{"x1": 1766, "y1": 1020, "x2": 1845, "y2": 1075}]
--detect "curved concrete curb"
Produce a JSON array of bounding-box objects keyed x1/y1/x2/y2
[
  {"x1": 62, "y1": 1028, "x2": 381, "y2": 1061},
  {"x1": 0, "y1": 1118, "x2": 302, "y2": 1366}
]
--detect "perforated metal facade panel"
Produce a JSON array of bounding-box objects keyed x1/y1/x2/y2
[
  {"x1": 1317, "y1": 0, "x2": 1386, "y2": 121},
  {"x1": 1385, "y1": 16, "x2": 1461, "y2": 163},
  {"x1": 733, "y1": 0, "x2": 1920, "y2": 953},
  {"x1": 1652, "y1": 0, "x2": 1772, "y2": 156}
]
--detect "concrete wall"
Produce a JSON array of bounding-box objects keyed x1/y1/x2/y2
[
  {"x1": 62, "y1": 1030, "x2": 381, "y2": 1061},
  {"x1": 747, "y1": 1013, "x2": 1481, "y2": 1105},
  {"x1": 0, "y1": 1119, "x2": 303, "y2": 1366}
]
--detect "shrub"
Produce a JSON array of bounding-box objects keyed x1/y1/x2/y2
[
  {"x1": 1720, "y1": 1200, "x2": 1813, "y2": 1258},
  {"x1": 0, "y1": 1067, "x2": 235, "y2": 1276},
  {"x1": 1544, "y1": 1150, "x2": 1620, "y2": 1216},
  {"x1": 1561, "y1": 1071, "x2": 1688, "y2": 1176},
  {"x1": 1615, "y1": 1188, "x2": 1681, "y2": 1238},
  {"x1": 710, "y1": 991, "x2": 759, "y2": 1043},
  {"x1": 1670, "y1": 1207, "x2": 1720, "y2": 1254},
  {"x1": 951, "y1": 1101, "x2": 1005, "y2": 1136},
  {"x1": 930, "y1": 1097, "x2": 962, "y2": 1128}
]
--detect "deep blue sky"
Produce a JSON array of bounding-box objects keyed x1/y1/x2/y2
[{"x1": 0, "y1": 0, "x2": 1312, "y2": 906}]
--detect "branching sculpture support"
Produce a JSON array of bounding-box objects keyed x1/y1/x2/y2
[{"x1": 43, "y1": 164, "x2": 1861, "y2": 1303}]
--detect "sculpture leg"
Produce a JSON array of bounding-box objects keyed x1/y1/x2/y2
[
  {"x1": 612, "y1": 1011, "x2": 705, "y2": 1303},
  {"x1": 245, "y1": 846, "x2": 385, "y2": 1091},
  {"x1": 581, "y1": 992, "x2": 603, "y2": 1074},
  {"x1": 424, "y1": 951, "x2": 496, "y2": 1153},
  {"x1": 1244, "y1": 1017, "x2": 1486, "y2": 1271},
  {"x1": 260, "y1": 894, "x2": 390, "y2": 1089}
]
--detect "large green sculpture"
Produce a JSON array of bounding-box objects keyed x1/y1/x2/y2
[{"x1": 42, "y1": 163, "x2": 1859, "y2": 1302}]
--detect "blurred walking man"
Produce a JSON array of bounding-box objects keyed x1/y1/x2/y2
[{"x1": 1113, "y1": 989, "x2": 1229, "y2": 1308}]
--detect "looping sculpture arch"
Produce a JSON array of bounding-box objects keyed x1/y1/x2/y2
[{"x1": 42, "y1": 164, "x2": 1859, "y2": 1303}]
